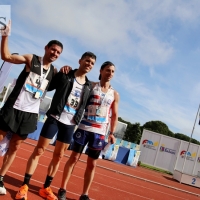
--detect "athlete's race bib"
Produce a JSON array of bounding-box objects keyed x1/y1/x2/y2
[
  {"x1": 64, "y1": 90, "x2": 82, "y2": 114},
  {"x1": 24, "y1": 72, "x2": 49, "y2": 98},
  {"x1": 87, "y1": 105, "x2": 108, "y2": 123}
]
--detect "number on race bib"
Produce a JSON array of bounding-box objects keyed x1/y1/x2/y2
[{"x1": 70, "y1": 98, "x2": 79, "y2": 108}]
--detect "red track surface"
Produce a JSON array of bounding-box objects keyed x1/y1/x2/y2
[{"x1": 0, "y1": 138, "x2": 200, "y2": 200}]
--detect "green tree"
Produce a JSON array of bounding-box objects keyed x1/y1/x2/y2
[
  {"x1": 191, "y1": 138, "x2": 200, "y2": 145},
  {"x1": 142, "y1": 120, "x2": 175, "y2": 137},
  {"x1": 175, "y1": 133, "x2": 200, "y2": 145},
  {"x1": 175, "y1": 133, "x2": 190, "y2": 141},
  {"x1": 118, "y1": 117, "x2": 128, "y2": 124},
  {"x1": 123, "y1": 122, "x2": 141, "y2": 144}
]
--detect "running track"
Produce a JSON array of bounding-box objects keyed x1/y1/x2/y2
[{"x1": 0, "y1": 139, "x2": 200, "y2": 200}]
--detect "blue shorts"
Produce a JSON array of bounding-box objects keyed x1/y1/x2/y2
[
  {"x1": 73, "y1": 128, "x2": 105, "y2": 150},
  {"x1": 40, "y1": 116, "x2": 75, "y2": 144}
]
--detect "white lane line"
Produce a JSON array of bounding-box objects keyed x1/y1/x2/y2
[
  {"x1": 6, "y1": 170, "x2": 96, "y2": 200},
  {"x1": 21, "y1": 142, "x2": 200, "y2": 198},
  {"x1": 15, "y1": 155, "x2": 188, "y2": 200}
]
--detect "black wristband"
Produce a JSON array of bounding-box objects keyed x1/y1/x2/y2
[{"x1": 109, "y1": 132, "x2": 114, "y2": 136}]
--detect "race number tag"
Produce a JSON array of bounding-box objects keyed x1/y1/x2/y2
[
  {"x1": 88, "y1": 105, "x2": 96, "y2": 116},
  {"x1": 24, "y1": 72, "x2": 49, "y2": 98},
  {"x1": 33, "y1": 91, "x2": 40, "y2": 99},
  {"x1": 87, "y1": 105, "x2": 108, "y2": 122},
  {"x1": 68, "y1": 95, "x2": 79, "y2": 108},
  {"x1": 96, "y1": 106, "x2": 107, "y2": 117}
]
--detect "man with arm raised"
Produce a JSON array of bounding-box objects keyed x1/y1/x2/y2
[{"x1": 0, "y1": 22, "x2": 63, "y2": 195}]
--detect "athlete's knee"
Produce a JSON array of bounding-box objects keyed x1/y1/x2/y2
[
  {"x1": 68, "y1": 154, "x2": 79, "y2": 164},
  {"x1": 52, "y1": 151, "x2": 64, "y2": 162},
  {"x1": 8, "y1": 141, "x2": 21, "y2": 152},
  {"x1": 8, "y1": 144, "x2": 20, "y2": 153},
  {"x1": 34, "y1": 146, "x2": 46, "y2": 156},
  {"x1": 0, "y1": 130, "x2": 6, "y2": 141},
  {"x1": 87, "y1": 159, "x2": 97, "y2": 170}
]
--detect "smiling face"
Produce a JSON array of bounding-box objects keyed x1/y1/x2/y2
[
  {"x1": 79, "y1": 56, "x2": 96, "y2": 73},
  {"x1": 44, "y1": 44, "x2": 62, "y2": 63},
  {"x1": 100, "y1": 64, "x2": 115, "y2": 82}
]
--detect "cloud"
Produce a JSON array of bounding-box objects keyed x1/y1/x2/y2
[
  {"x1": 2, "y1": 0, "x2": 200, "y2": 141},
  {"x1": 115, "y1": 71, "x2": 200, "y2": 137},
  {"x1": 11, "y1": 0, "x2": 181, "y2": 66}
]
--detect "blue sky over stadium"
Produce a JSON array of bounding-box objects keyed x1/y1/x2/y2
[{"x1": 1, "y1": 0, "x2": 200, "y2": 140}]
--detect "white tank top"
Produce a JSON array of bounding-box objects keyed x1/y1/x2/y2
[
  {"x1": 79, "y1": 83, "x2": 115, "y2": 135},
  {"x1": 51, "y1": 79, "x2": 84, "y2": 125},
  {"x1": 13, "y1": 68, "x2": 49, "y2": 113}
]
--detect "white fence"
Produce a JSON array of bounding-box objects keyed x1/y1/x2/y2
[{"x1": 139, "y1": 129, "x2": 200, "y2": 175}]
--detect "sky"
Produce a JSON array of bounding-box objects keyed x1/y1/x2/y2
[{"x1": 1, "y1": 0, "x2": 200, "y2": 140}]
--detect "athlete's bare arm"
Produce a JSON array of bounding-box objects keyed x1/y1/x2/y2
[
  {"x1": 59, "y1": 65, "x2": 72, "y2": 73},
  {"x1": 108, "y1": 91, "x2": 120, "y2": 143},
  {"x1": 1, "y1": 21, "x2": 32, "y2": 69}
]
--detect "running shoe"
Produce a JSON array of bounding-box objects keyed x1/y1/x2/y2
[
  {"x1": 57, "y1": 188, "x2": 66, "y2": 200},
  {"x1": 39, "y1": 186, "x2": 58, "y2": 200},
  {"x1": 79, "y1": 194, "x2": 90, "y2": 200},
  {"x1": 15, "y1": 184, "x2": 28, "y2": 200},
  {"x1": 0, "y1": 181, "x2": 6, "y2": 195}
]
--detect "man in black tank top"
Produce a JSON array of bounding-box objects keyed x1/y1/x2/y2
[{"x1": 0, "y1": 21, "x2": 63, "y2": 196}]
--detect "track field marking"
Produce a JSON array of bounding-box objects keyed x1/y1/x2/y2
[
  {"x1": 22, "y1": 142, "x2": 200, "y2": 198},
  {"x1": 16, "y1": 154, "x2": 191, "y2": 200},
  {"x1": 6, "y1": 170, "x2": 96, "y2": 200}
]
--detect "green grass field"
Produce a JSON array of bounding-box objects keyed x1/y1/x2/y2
[{"x1": 140, "y1": 162, "x2": 173, "y2": 175}]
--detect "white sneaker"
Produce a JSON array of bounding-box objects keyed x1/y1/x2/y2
[{"x1": 0, "y1": 185, "x2": 6, "y2": 194}]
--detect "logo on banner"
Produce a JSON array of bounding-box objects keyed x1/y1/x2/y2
[
  {"x1": 0, "y1": 5, "x2": 11, "y2": 36},
  {"x1": 160, "y1": 144, "x2": 176, "y2": 155},
  {"x1": 180, "y1": 150, "x2": 196, "y2": 161},
  {"x1": 142, "y1": 139, "x2": 159, "y2": 150}
]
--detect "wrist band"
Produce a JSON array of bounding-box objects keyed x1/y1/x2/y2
[{"x1": 109, "y1": 132, "x2": 114, "y2": 136}]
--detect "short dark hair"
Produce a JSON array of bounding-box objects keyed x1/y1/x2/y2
[
  {"x1": 47, "y1": 40, "x2": 63, "y2": 50},
  {"x1": 99, "y1": 61, "x2": 115, "y2": 80},
  {"x1": 81, "y1": 51, "x2": 96, "y2": 60}
]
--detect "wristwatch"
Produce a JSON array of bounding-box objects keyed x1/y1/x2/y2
[{"x1": 109, "y1": 131, "x2": 115, "y2": 136}]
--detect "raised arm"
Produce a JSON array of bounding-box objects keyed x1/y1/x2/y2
[
  {"x1": 1, "y1": 21, "x2": 32, "y2": 67},
  {"x1": 108, "y1": 91, "x2": 120, "y2": 143}
]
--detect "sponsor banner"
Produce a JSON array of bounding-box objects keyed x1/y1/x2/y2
[
  {"x1": 160, "y1": 145, "x2": 176, "y2": 155},
  {"x1": 142, "y1": 139, "x2": 159, "y2": 150},
  {"x1": 139, "y1": 130, "x2": 161, "y2": 166}
]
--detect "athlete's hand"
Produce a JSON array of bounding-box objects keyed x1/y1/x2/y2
[
  {"x1": 60, "y1": 65, "x2": 72, "y2": 74},
  {"x1": 54, "y1": 67, "x2": 58, "y2": 74},
  {"x1": 108, "y1": 134, "x2": 116, "y2": 144},
  {"x1": 1, "y1": 20, "x2": 11, "y2": 36}
]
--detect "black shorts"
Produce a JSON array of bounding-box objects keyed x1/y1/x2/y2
[
  {"x1": 40, "y1": 116, "x2": 75, "y2": 144},
  {"x1": 72, "y1": 128, "x2": 104, "y2": 159},
  {"x1": 0, "y1": 106, "x2": 38, "y2": 139},
  {"x1": 73, "y1": 141, "x2": 101, "y2": 159}
]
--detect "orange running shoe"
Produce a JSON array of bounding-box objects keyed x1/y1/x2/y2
[
  {"x1": 15, "y1": 184, "x2": 28, "y2": 200},
  {"x1": 39, "y1": 186, "x2": 58, "y2": 200}
]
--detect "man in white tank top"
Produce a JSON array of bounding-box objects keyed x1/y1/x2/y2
[
  {"x1": 0, "y1": 22, "x2": 63, "y2": 195},
  {"x1": 57, "y1": 61, "x2": 120, "y2": 200}
]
